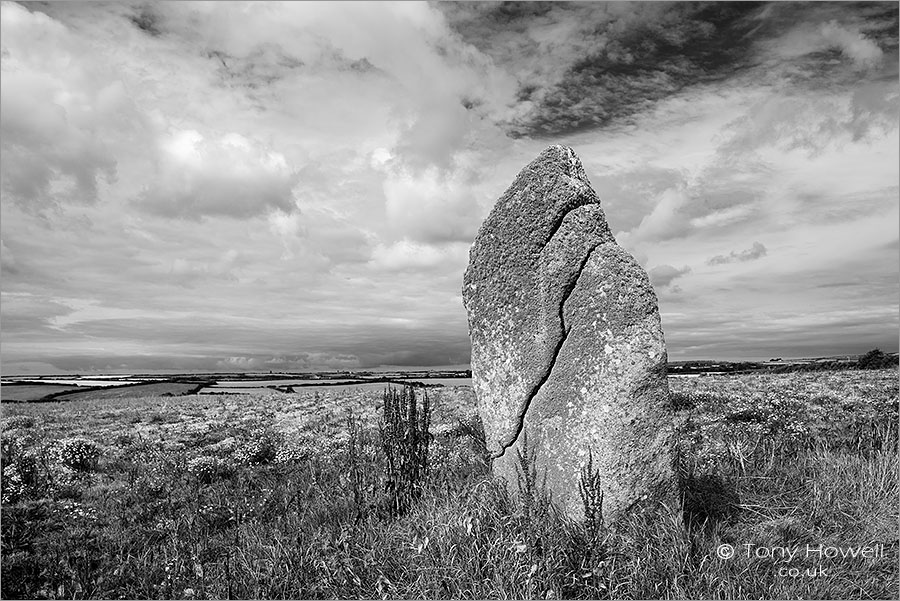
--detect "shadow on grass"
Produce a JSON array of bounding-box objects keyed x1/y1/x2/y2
[{"x1": 681, "y1": 472, "x2": 740, "y2": 531}]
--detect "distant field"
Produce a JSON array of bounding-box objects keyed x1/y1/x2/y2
[
  {"x1": 1, "y1": 381, "x2": 206, "y2": 403},
  {"x1": 0, "y1": 384, "x2": 82, "y2": 402},
  {"x1": 46, "y1": 381, "x2": 205, "y2": 402},
  {"x1": 3, "y1": 377, "x2": 474, "y2": 402},
  {"x1": 1, "y1": 371, "x2": 897, "y2": 599}
]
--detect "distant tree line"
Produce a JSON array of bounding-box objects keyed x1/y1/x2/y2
[
  {"x1": 668, "y1": 349, "x2": 898, "y2": 375},
  {"x1": 771, "y1": 361, "x2": 850, "y2": 373},
  {"x1": 856, "y1": 348, "x2": 899, "y2": 370},
  {"x1": 770, "y1": 349, "x2": 898, "y2": 373}
]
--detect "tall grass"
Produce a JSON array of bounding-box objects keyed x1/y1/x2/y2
[
  {"x1": 379, "y1": 385, "x2": 431, "y2": 517},
  {"x1": 1, "y1": 371, "x2": 898, "y2": 599}
]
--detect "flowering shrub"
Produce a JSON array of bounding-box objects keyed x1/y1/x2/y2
[
  {"x1": 2, "y1": 415, "x2": 37, "y2": 430},
  {"x1": 275, "y1": 439, "x2": 312, "y2": 464},
  {"x1": 1, "y1": 428, "x2": 36, "y2": 462},
  {"x1": 187, "y1": 456, "x2": 231, "y2": 483},
  {"x1": 1, "y1": 429, "x2": 45, "y2": 504},
  {"x1": 234, "y1": 429, "x2": 282, "y2": 465},
  {"x1": 1, "y1": 464, "x2": 25, "y2": 504},
  {"x1": 55, "y1": 437, "x2": 101, "y2": 471}
]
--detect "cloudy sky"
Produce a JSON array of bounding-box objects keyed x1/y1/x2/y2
[{"x1": 1, "y1": 1, "x2": 898, "y2": 374}]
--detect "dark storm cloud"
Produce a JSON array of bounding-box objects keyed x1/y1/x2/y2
[
  {"x1": 441, "y1": 1, "x2": 899, "y2": 138},
  {"x1": 707, "y1": 242, "x2": 768, "y2": 266},
  {"x1": 442, "y1": 1, "x2": 767, "y2": 137},
  {"x1": 128, "y1": 6, "x2": 162, "y2": 37}
]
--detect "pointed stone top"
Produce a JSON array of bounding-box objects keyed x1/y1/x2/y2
[{"x1": 528, "y1": 145, "x2": 589, "y2": 185}]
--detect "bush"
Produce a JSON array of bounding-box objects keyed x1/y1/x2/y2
[
  {"x1": 54, "y1": 438, "x2": 101, "y2": 472},
  {"x1": 858, "y1": 348, "x2": 898, "y2": 369}
]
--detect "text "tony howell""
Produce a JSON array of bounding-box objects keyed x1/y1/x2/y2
[{"x1": 716, "y1": 543, "x2": 887, "y2": 562}]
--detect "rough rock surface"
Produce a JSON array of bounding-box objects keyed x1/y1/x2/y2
[{"x1": 462, "y1": 145, "x2": 677, "y2": 522}]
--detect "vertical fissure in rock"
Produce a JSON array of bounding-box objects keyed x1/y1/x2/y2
[{"x1": 493, "y1": 242, "x2": 603, "y2": 459}]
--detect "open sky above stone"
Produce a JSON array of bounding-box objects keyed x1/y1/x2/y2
[{"x1": 1, "y1": 1, "x2": 898, "y2": 374}]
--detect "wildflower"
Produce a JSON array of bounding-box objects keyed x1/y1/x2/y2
[
  {"x1": 1, "y1": 464, "x2": 25, "y2": 504},
  {"x1": 274, "y1": 439, "x2": 311, "y2": 464},
  {"x1": 58, "y1": 500, "x2": 98, "y2": 521},
  {"x1": 55, "y1": 437, "x2": 101, "y2": 471}
]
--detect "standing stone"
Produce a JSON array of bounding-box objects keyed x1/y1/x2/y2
[{"x1": 462, "y1": 145, "x2": 677, "y2": 523}]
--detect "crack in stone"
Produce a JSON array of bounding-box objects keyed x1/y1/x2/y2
[{"x1": 493, "y1": 240, "x2": 603, "y2": 459}]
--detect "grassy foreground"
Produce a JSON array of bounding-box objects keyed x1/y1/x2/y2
[{"x1": 1, "y1": 369, "x2": 898, "y2": 599}]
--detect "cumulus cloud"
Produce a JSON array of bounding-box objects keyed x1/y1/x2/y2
[
  {"x1": 135, "y1": 130, "x2": 296, "y2": 219},
  {"x1": 381, "y1": 164, "x2": 483, "y2": 244},
  {"x1": 0, "y1": 2, "x2": 147, "y2": 212},
  {"x1": 820, "y1": 20, "x2": 885, "y2": 67},
  {"x1": 161, "y1": 1, "x2": 518, "y2": 170},
  {"x1": 648, "y1": 264, "x2": 691, "y2": 289},
  {"x1": 626, "y1": 188, "x2": 692, "y2": 243},
  {"x1": 621, "y1": 183, "x2": 759, "y2": 247},
  {"x1": 707, "y1": 242, "x2": 768, "y2": 266},
  {"x1": 773, "y1": 18, "x2": 886, "y2": 71},
  {"x1": 368, "y1": 239, "x2": 465, "y2": 273},
  {"x1": 720, "y1": 90, "x2": 899, "y2": 159}
]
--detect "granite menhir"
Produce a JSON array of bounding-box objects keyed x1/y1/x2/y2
[{"x1": 462, "y1": 145, "x2": 678, "y2": 522}]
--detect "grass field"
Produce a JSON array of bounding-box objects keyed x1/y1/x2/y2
[
  {"x1": 1, "y1": 381, "x2": 207, "y2": 404},
  {"x1": 1, "y1": 385, "x2": 84, "y2": 402},
  {"x1": 1, "y1": 370, "x2": 897, "y2": 599}
]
